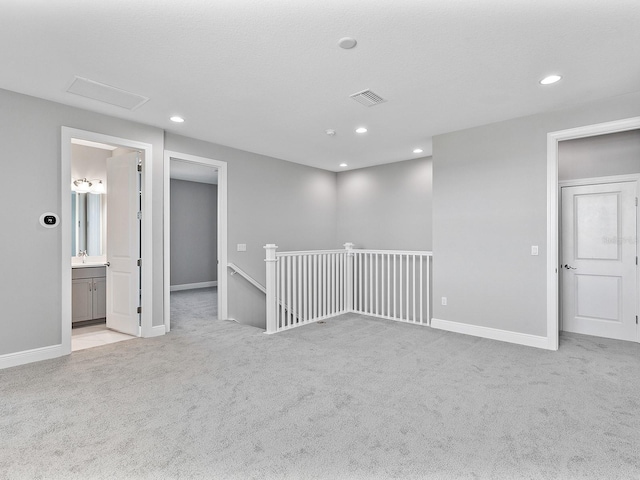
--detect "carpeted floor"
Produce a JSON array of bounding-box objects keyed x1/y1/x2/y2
[{"x1": 1, "y1": 287, "x2": 639, "y2": 480}]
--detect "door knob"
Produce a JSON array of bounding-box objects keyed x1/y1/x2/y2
[{"x1": 564, "y1": 264, "x2": 577, "y2": 270}]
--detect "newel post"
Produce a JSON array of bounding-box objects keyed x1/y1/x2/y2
[
  {"x1": 344, "y1": 242, "x2": 355, "y2": 312},
  {"x1": 264, "y1": 244, "x2": 278, "y2": 334}
]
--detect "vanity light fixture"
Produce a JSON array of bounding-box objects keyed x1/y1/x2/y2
[
  {"x1": 72, "y1": 178, "x2": 106, "y2": 194},
  {"x1": 540, "y1": 74, "x2": 562, "y2": 85},
  {"x1": 170, "y1": 116, "x2": 185, "y2": 123},
  {"x1": 355, "y1": 127, "x2": 368, "y2": 134},
  {"x1": 73, "y1": 178, "x2": 91, "y2": 193},
  {"x1": 90, "y1": 180, "x2": 106, "y2": 194}
]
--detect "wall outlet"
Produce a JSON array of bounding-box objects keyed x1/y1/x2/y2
[
  {"x1": 237, "y1": 243, "x2": 247, "y2": 252},
  {"x1": 441, "y1": 297, "x2": 447, "y2": 306}
]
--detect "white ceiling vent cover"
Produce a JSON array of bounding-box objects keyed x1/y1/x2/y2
[
  {"x1": 350, "y1": 89, "x2": 386, "y2": 107},
  {"x1": 67, "y1": 76, "x2": 149, "y2": 110}
]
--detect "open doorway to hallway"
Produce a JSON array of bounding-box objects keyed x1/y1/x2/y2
[
  {"x1": 163, "y1": 151, "x2": 228, "y2": 331},
  {"x1": 169, "y1": 160, "x2": 219, "y2": 326}
]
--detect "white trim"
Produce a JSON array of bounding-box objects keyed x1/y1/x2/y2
[
  {"x1": 170, "y1": 281, "x2": 218, "y2": 292},
  {"x1": 0, "y1": 344, "x2": 65, "y2": 370},
  {"x1": 164, "y1": 150, "x2": 228, "y2": 334},
  {"x1": 62, "y1": 127, "x2": 155, "y2": 356},
  {"x1": 431, "y1": 318, "x2": 551, "y2": 350},
  {"x1": 147, "y1": 324, "x2": 167, "y2": 338},
  {"x1": 559, "y1": 173, "x2": 640, "y2": 188},
  {"x1": 547, "y1": 116, "x2": 640, "y2": 351}
]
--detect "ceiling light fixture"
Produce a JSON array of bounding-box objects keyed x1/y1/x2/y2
[
  {"x1": 326, "y1": 129, "x2": 336, "y2": 136},
  {"x1": 413, "y1": 148, "x2": 423, "y2": 154},
  {"x1": 170, "y1": 116, "x2": 185, "y2": 123},
  {"x1": 540, "y1": 75, "x2": 562, "y2": 85},
  {"x1": 355, "y1": 127, "x2": 368, "y2": 134},
  {"x1": 338, "y1": 37, "x2": 357, "y2": 49},
  {"x1": 339, "y1": 163, "x2": 348, "y2": 167}
]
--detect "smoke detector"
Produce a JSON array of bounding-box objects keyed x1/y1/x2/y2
[{"x1": 338, "y1": 37, "x2": 357, "y2": 49}]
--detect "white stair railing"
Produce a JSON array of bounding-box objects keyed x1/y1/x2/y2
[
  {"x1": 265, "y1": 243, "x2": 432, "y2": 334},
  {"x1": 352, "y1": 249, "x2": 431, "y2": 325}
]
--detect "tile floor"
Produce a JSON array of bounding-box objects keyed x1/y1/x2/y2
[{"x1": 71, "y1": 323, "x2": 136, "y2": 351}]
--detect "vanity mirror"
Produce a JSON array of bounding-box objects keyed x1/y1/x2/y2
[{"x1": 71, "y1": 192, "x2": 104, "y2": 257}]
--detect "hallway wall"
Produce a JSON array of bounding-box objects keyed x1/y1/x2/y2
[{"x1": 170, "y1": 179, "x2": 218, "y2": 286}]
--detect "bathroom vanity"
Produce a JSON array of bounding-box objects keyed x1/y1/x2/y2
[{"x1": 72, "y1": 265, "x2": 106, "y2": 323}]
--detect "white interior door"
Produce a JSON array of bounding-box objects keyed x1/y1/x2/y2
[
  {"x1": 106, "y1": 152, "x2": 141, "y2": 336},
  {"x1": 561, "y1": 181, "x2": 637, "y2": 341}
]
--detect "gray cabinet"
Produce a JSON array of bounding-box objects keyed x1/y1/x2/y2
[{"x1": 72, "y1": 267, "x2": 106, "y2": 323}]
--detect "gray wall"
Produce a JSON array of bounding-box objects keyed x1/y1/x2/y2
[
  {"x1": 0, "y1": 88, "x2": 165, "y2": 356},
  {"x1": 336, "y1": 157, "x2": 432, "y2": 250},
  {"x1": 432, "y1": 90, "x2": 640, "y2": 338},
  {"x1": 170, "y1": 179, "x2": 218, "y2": 286},
  {"x1": 559, "y1": 130, "x2": 640, "y2": 181},
  {"x1": 164, "y1": 133, "x2": 338, "y2": 329}
]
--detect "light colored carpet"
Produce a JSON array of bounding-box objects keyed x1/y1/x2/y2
[{"x1": 1, "y1": 287, "x2": 639, "y2": 479}]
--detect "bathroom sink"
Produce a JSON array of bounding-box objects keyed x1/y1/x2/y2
[{"x1": 72, "y1": 257, "x2": 107, "y2": 268}]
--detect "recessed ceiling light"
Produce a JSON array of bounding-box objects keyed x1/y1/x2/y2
[
  {"x1": 170, "y1": 116, "x2": 185, "y2": 123},
  {"x1": 355, "y1": 127, "x2": 368, "y2": 134},
  {"x1": 338, "y1": 37, "x2": 357, "y2": 49},
  {"x1": 540, "y1": 75, "x2": 562, "y2": 85},
  {"x1": 339, "y1": 163, "x2": 348, "y2": 167},
  {"x1": 413, "y1": 148, "x2": 423, "y2": 154}
]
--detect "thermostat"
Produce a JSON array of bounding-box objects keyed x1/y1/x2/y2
[{"x1": 39, "y1": 212, "x2": 59, "y2": 228}]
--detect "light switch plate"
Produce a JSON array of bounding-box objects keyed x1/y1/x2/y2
[
  {"x1": 237, "y1": 243, "x2": 247, "y2": 252},
  {"x1": 531, "y1": 245, "x2": 539, "y2": 256}
]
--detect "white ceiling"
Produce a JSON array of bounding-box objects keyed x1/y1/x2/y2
[{"x1": 1, "y1": 0, "x2": 639, "y2": 171}]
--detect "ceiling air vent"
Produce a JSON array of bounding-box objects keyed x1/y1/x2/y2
[
  {"x1": 67, "y1": 76, "x2": 149, "y2": 110},
  {"x1": 350, "y1": 89, "x2": 386, "y2": 107}
]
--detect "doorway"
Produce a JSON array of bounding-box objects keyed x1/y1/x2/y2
[
  {"x1": 61, "y1": 127, "x2": 154, "y2": 355},
  {"x1": 163, "y1": 151, "x2": 228, "y2": 331},
  {"x1": 547, "y1": 117, "x2": 640, "y2": 349}
]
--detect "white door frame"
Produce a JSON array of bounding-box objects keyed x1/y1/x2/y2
[
  {"x1": 61, "y1": 127, "x2": 155, "y2": 355},
  {"x1": 546, "y1": 116, "x2": 640, "y2": 349},
  {"x1": 163, "y1": 151, "x2": 228, "y2": 331}
]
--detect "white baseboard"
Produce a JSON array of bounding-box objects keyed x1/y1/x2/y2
[
  {"x1": 0, "y1": 344, "x2": 66, "y2": 370},
  {"x1": 431, "y1": 318, "x2": 552, "y2": 350},
  {"x1": 170, "y1": 281, "x2": 217, "y2": 292}
]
